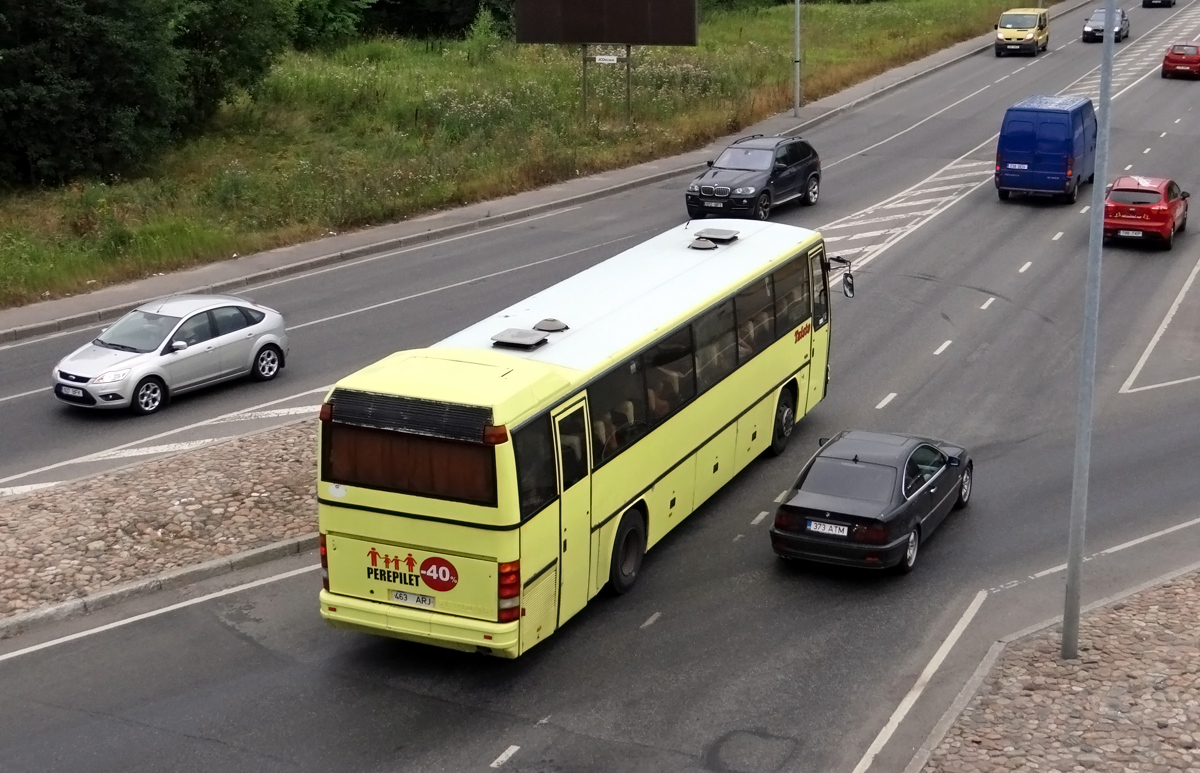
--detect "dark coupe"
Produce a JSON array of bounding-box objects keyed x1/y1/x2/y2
[{"x1": 770, "y1": 430, "x2": 973, "y2": 573}]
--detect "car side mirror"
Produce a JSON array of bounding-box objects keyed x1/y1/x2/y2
[
  {"x1": 1183, "y1": 191, "x2": 1191, "y2": 199},
  {"x1": 842, "y1": 272, "x2": 855, "y2": 299},
  {"x1": 993, "y1": 23, "x2": 998, "y2": 29},
  {"x1": 706, "y1": 160, "x2": 713, "y2": 168},
  {"x1": 818, "y1": 437, "x2": 829, "y2": 447},
  {"x1": 948, "y1": 455, "x2": 962, "y2": 468},
  {"x1": 172, "y1": 340, "x2": 188, "y2": 352},
  {"x1": 775, "y1": 162, "x2": 787, "y2": 171}
]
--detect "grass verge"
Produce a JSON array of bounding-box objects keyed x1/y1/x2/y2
[{"x1": 0, "y1": 0, "x2": 1027, "y2": 309}]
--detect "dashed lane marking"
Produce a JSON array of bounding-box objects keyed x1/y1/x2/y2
[
  {"x1": 1081, "y1": 205, "x2": 1090, "y2": 213},
  {"x1": 490, "y1": 746, "x2": 520, "y2": 768},
  {"x1": 752, "y1": 511, "x2": 769, "y2": 526},
  {"x1": 1020, "y1": 261, "x2": 1032, "y2": 273},
  {"x1": 1053, "y1": 232, "x2": 1063, "y2": 241},
  {"x1": 876, "y1": 392, "x2": 897, "y2": 409},
  {"x1": 981, "y1": 297, "x2": 995, "y2": 310},
  {"x1": 641, "y1": 612, "x2": 662, "y2": 629},
  {"x1": 934, "y1": 341, "x2": 952, "y2": 356}
]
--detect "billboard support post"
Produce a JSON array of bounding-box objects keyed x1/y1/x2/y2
[{"x1": 582, "y1": 44, "x2": 589, "y2": 123}]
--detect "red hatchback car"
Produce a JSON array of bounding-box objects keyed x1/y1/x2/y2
[
  {"x1": 1104, "y1": 176, "x2": 1190, "y2": 249},
  {"x1": 1162, "y1": 42, "x2": 1200, "y2": 78}
]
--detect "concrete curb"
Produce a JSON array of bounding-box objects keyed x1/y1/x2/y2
[
  {"x1": 0, "y1": 533, "x2": 318, "y2": 640},
  {"x1": 0, "y1": 0, "x2": 1091, "y2": 346},
  {"x1": 902, "y1": 556, "x2": 1200, "y2": 773}
]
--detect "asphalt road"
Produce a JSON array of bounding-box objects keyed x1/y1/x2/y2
[{"x1": 4, "y1": 4, "x2": 1200, "y2": 771}]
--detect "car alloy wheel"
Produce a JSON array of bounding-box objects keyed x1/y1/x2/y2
[
  {"x1": 132, "y1": 378, "x2": 165, "y2": 415},
  {"x1": 896, "y1": 529, "x2": 920, "y2": 574},
  {"x1": 954, "y1": 464, "x2": 973, "y2": 510},
  {"x1": 754, "y1": 192, "x2": 771, "y2": 221},
  {"x1": 252, "y1": 345, "x2": 282, "y2": 381},
  {"x1": 803, "y1": 176, "x2": 820, "y2": 206}
]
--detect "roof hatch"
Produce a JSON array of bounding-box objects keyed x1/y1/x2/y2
[{"x1": 491, "y1": 328, "x2": 549, "y2": 349}]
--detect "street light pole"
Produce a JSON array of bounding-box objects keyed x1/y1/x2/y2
[
  {"x1": 793, "y1": 0, "x2": 801, "y2": 117},
  {"x1": 1062, "y1": 0, "x2": 1116, "y2": 661}
]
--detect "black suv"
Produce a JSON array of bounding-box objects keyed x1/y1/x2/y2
[{"x1": 686, "y1": 134, "x2": 821, "y2": 220}]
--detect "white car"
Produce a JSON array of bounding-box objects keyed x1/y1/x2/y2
[{"x1": 53, "y1": 294, "x2": 290, "y2": 415}]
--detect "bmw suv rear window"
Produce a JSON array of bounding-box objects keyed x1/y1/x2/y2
[
  {"x1": 1108, "y1": 189, "x2": 1162, "y2": 205},
  {"x1": 799, "y1": 457, "x2": 896, "y2": 504}
]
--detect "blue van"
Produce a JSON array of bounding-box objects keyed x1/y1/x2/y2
[{"x1": 995, "y1": 95, "x2": 1097, "y2": 203}]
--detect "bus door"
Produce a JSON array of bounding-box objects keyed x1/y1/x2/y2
[
  {"x1": 806, "y1": 248, "x2": 831, "y2": 413},
  {"x1": 552, "y1": 399, "x2": 592, "y2": 624}
]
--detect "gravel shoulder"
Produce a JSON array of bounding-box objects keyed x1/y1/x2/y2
[{"x1": 0, "y1": 421, "x2": 316, "y2": 619}]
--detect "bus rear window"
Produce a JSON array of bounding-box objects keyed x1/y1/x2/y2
[{"x1": 323, "y1": 423, "x2": 497, "y2": 506}]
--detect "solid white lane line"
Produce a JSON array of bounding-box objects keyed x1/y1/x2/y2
[
  {"x1": 91, "y1": 438, "x2": 235, "y2": 461},
  {"x1": 1030, "y1": 563, "x2": 1068, "y2": 580},
  {"x1": 1052, "y1": 232, "x2": 1063, "y2": 241},
  {"x1": 0, "y1": 482, "x2": 60, "y2": 498},
  {"x1": 980, "y1": 297, "x2": 995, "y2": 310},
  {"x1": 875, "y1": 393, "x2": 897, "y2": 409},
  {"x1": 752, "y1": 511, "x2": 769, "y2": 526},
  {"x1": 0, "y1": 386, "x2": 50, "y2": 404},
  {"x1": 640, "y1": 612, "x2": 662, "y2": 629},
  {"x1": 934, "y1": 341, "x2": 951, "y2": 356},
  {"x1": 825, "y1": 84, "x2": 992, "y2": 169},
  {"x1": 0, "y1": 564, "x2": 319, "y2": 664},
  {"x1": 1125, "y1": 164, "x2": 1133, "y2": 170},
  {"x1": 1121, "y1": 253, "x2": 1200, "y2": 393},
  {"x1": 1080, "y1": 205, "x2": 1090, "y2": 213},
  {"x1": 1093, "y1": 514, "x2": 1200, "y2": 558},
  {"x1": 490, "y1": 746, "x2": 520, "y2": 768},
  {"x1": 1019, "y1": 262, "x2": 1032, "y2": 273},
  {"x1": 0, "y1": 386, "x2": 331, "y2": 485},
  {"x1": 250, "y1": 209, "x2": 579, "y2": 292},
  {"x1": 995, "y1": 75, "x2": 1009, "y2": 82},
  {"x1": 292, "y1": 234, "x2": 640, "y2": 330},
  {"x1": 209, "y1": 405, "x2": 320, "y2": 423},
  {"x1": 775, "y1": 490, "x2": 788, "y2": 503},
  {"x1": 850, "y1": 591, "x2": 988, "y2": 773}
]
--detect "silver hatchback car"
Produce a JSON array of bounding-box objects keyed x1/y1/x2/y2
[{"x1": 53, "y1": 294, "x2": 290, "y2": 415}]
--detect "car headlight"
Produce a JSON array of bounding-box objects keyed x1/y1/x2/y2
[
  {"x1": 1084, "y1": 26, "x2": 1092, "y2": 31},
  {"x1": 996, "y1": 31, "x2": 1005, "y2": 39},
  {"x1": 687, "y1": 183, "x2": 700, "y2": 193},
  {"x1": 93, "y1": 369, "x2": 131, "y2": 384},
  {"x1": 1024, "y1": 32, "x2": 1034, "y2": 40},
  {"x1": 733, "y1": 186, "x2": 756, "y2": 195}
]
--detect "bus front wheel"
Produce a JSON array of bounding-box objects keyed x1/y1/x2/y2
[{"x1": 609, "y1": 509, "x2": 646, "y2": 595}]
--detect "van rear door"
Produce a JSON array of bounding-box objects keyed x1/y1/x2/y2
[
  {"x1": 998, "y1": 111, "x2": 1037, "y2": 190},
  {"x1": 1031, "y1": 116, "x2": 1071, "y2": 192}
]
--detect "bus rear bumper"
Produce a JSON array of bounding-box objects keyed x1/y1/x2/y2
[{"x1": 319, "y1": 590, "x2": 520, "y2": 658}]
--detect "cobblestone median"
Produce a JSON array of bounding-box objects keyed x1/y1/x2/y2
[
  {"x1": 0, "y1": 422, "x2": 317, "y2": 618},
  {"x1": 925, "y1": 572, "x2": 1200, "y2": 772}
]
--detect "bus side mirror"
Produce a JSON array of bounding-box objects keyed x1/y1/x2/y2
[{"x1": 843, "y1": 273, "x2": 855, "y2": 299}]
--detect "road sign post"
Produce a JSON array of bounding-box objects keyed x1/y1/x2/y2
[
  {"x1": 793, "y1": 0, "x2": 802, "y2": 117},
  {"x1": 1062, "y1": 0, "x2": 1116, "y2": 661}
]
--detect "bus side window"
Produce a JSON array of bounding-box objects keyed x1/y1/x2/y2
[
  {"x1": 773, "y1": 256, "x2": 811, "y2": 333},
  {"x1": 642, "y1": 326, "x2": 696, "y2": 425},
  {"x1": 735, "y1": 276, "x2": 775, "y2": 363},
  {"x1": 512, "y1": 414, "x2": 557, "y2": 518},
  {"x1": 590, "y1": 359, "x2": 647, "y2": 465},
  {"x1": 694, "y1": 300, "x2": 737, "y2": 393}
]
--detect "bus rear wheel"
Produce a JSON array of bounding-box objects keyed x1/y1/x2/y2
[
  {"x1": 768, "y1": 385, "x2": 797, "y2": 457},
  {"x1": 609, "y1": 509, "x2": 646, "y2": 595}
]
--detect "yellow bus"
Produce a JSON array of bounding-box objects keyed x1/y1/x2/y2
[{"x1": 317, "y1": 219, "x2": 851, "y2": 657}]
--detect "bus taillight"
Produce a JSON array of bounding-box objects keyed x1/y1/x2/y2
[
  {"x1": 498, "y1": 560, "x2": 520, "y2": 622},
  {"x1": 319, "y1": 533, "x2": 330, "y2": 591},
  {"x1": 319, "y1": 403, "x2": 332, "y2": 422},
  {"x1": 483, "y1": 424, "x2": 509, "y2": 445}
]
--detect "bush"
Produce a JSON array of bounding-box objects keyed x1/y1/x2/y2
[
  {"x1": 0, "y1": 0, "x2": 184, "y2": 185},
  {"x1": 172, "y1": 0, "x2": 298, "y2": 129},
  {"x1": 294, "y1": 0, "x2": 379, "y2": 49}
]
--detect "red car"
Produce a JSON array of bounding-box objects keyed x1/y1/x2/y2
[
  {"x1": 1162, "y1": 42, "x2": 1200, "y2": 78},
  {"x1": 1104, "y1": 176, "x2": 1190, "y2": 250}
]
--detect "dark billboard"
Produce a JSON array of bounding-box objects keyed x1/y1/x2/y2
[{"x1": 516, "y1": 0, "x2": 699, "y2": 46}]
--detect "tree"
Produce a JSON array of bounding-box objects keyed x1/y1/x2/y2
[
  {"x1": 0, "y1": 0, "x2": 184, "y2": 184},
  {"x1": 294, "y1": 0, "x2": 379, "y2": 50},
  {"x1": 171, "y1": 0, "x2": 297, "y2": 130}
]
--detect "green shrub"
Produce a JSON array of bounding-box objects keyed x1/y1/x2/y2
[{"x1": 294, "y1": 0, "x2": 379, "y2": 49}]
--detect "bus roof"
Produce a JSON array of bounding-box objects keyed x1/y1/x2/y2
[{"x1": 435, "y1": 218, "x2": 821, "y2": 373}]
